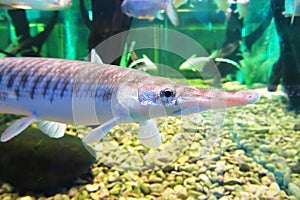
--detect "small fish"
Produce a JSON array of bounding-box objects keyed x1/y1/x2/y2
[
  {"x1": 179, "y1": 55, "x2": 212, "y2": 72},
  {"x1": 0, "y1": 56, "x2": 261, "y2": 148},
  {"x1": 214, "y1": 0, "x2": 249, "y2": 13},
  {"x1": 283, "y1": 0, "x2": 300, "y2": 24},
  {"x1": 121, "y1": 0, "x2": 182, "y2": 26},
  {"x1": 0, "y1": 0, "x2": 72, "y2": 10}
]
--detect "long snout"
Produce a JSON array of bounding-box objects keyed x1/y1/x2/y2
[{"x1": 176, "y1": 87, "x2": 261, "y2": 114}]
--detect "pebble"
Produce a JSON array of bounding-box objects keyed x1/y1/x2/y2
[
  {"x1": 224, "y1": 178, "x2": 243, "y2": 185},
  {"x1": 149, "y1": 183, "x2": 164, "y2": 193},
  {"x1": 174, "y1": 185, "x2": 188, "y2": 199},
  {"x1": 199, "y1": 174, "x2": 212, "y2": 187},
  {"x1": 17, "y1": 197, "x2": 34, "y2": 200},
  {"x1": 139, "y1": 183, "x2": 151, "y2": 195},
  {"x1": 239, "y1": 162, "x2": 251, "y2": 172},
  {"x1": 68, "y1": 187, "x2": 78, "y2": 198},
  {"x1": 212, "y1": 187, "x2": 225, "y2": 198},
  {"x1": 268, "y1": 182, "x2": 280, "y2": 195},
  {"x1": 86, "y1": 184, "x2": 100, "y2": 192},
  {"x1": 288, "y1": 183, "x2": 300, "y2": 199},
  {"x1": 148, "y1": 174, "x2": 163, "y2": 183},
  {"x1": 109, "y1": 184, "x2": 122, "y2": 196},
  {"x1": 261, "y1": 176, "x2": 272, "y2": 186}
]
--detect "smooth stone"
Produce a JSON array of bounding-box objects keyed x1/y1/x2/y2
[
  {"x1": 149, "y1": 183, "x2": 164, "y2": 193},
  {"x1": 259, "y1": 144, "x2": 274, "y2": 153},
  {"x1": 109, "y1": 184, "x2": 122, "y2": 196},
  {"x1": 68, "y1": 187, "x2": 78, "y2": 198},
  {"x1": 162, "y1": 188, "x2": 176, "y2": 200},
  {"x1": 182, "y1": 164, "x2": 198, "y2": 173},
  {"x1": 85, "y1": 184, "x2": 100, "y2": 192},
  {"x1": 224, "y1": 178, "x2": 243, "y2": 185},
  {"x1": 148, "y1": 174, "x2": 163, "y2": 183},
  {"x1": 0, "y1": 183, "x2": 14, "y2": 193},
  {"x1": 188, "y1": 190, "x2": 206, "y2": 197},
  {"x1": 175, "y1": 176, "x2": 184, "y2": 185},
  {"x1": 239, "y1": 162, "x2": 251, "y2": 172},
  {"x1": 248, "y1": 178, "x2": 260, "y2": 185},
  {"x1": 139, "y1": 183, "x2": 151, "y2": 195},
  {"x1": 53, "y1": 194, "x2": 70, "y2": 200},
  {"x1": 163, "y1": 165, "x2": 175, "y2": 173},
  {"x1": 212, "y1": 187, "x2": 225, "y2": 198},
  {"x1": 0, "y1": 127, "x2": 95, "y2": 192},
  {"x1": 74, "y1": 191, "x2": 89, "y2": 200},
  {"x1": 177, "y1": 155, "x2": 189, "y2": 164},
  {"x1": 98, "y1": 188, "x2": 110, "y2": 199},
  {"x1": 17, "y1": 197, "x2": 34, "y2": 200},
  {"x1": 261, "y1": 176, "x2": 272, "y2": 186},
  {"x1": 215, "y1": 161, "x2": 226, "y2": 174},
  {"x1": 289, "y1": 162, "x2": 300, "y2": 173},
  {"x1": 288, "y1": 183, "x2": 300, "y2": 199},
  {"x1": 268, "y1": 182, "x2": 280, "y2": 195},
  {"x1": 174, "y1": 185, "x2": 188, "y2": 199},
  {"x1": 199, "y1": 174, "x2": 212, "y2": 187},
  {"x1": 184, "y1": 177, "x2": 197, "y2": 185}
]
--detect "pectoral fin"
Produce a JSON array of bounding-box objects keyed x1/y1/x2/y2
[
  {"x1": 37, "y1": 120, "x2": 66, "y2": 138},
  {"x1": 0, "y1": 114, "x2": 37, "y2": 142},
  {"x1": 138, "y1": 119, "x2": 162, "y2": 148},
  {"x1": 83, "y1": 118, "x2": 117, "y2": 144}
]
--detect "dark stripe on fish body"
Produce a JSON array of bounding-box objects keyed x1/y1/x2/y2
[
  {"x1": 31, "y1": 65, "x2": 54, "y2": 99},
  {"x1": 50, "y1": 78, "x2": 62, "y2": 103},
  {"x1": 49, "y1": 62, "x2": 73, "y2": 102},
  {"x1": 6, "y1": 67, "x2": 23, "y2": 89},
  {"x1": 43, "y1": 78, "x2": 52, "y2": 98},
  {"x1": 60, "y1": 78, "x2": 72, "y2": 98},
  {"x1": 103, "y1": 86, "x2": 113, "y2": 102},
  {"x1": 20, "y1": 73, "x2": 29, "y2": 88},
  {"x1": 30, "y1": 73, "x2": 45, "y2": 99}
]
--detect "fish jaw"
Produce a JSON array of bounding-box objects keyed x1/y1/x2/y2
[{"x1": 173, "y1": 87, "x2": 261, "y2": 115}]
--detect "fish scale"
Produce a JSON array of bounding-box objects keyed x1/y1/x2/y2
[{"x1": 0, "y1": 57, "x2": 134, "y2": 102}]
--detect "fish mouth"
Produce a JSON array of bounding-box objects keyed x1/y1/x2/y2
[{"x1": 172, "y1": 88, "x2": 261, "y2": 115}]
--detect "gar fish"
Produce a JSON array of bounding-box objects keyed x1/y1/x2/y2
[
  {"x1": 0, "y1": 0, "x2": 72, "y2": 10},
  {"x1": 0, "y1": 57, "x2": 261, "y2": 148},
  {"x1": 121, "y1": 0, "x2": 187, "y2": 26}
]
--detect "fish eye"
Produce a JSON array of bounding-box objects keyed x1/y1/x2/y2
[{"x1": 160, "y1": 88, "x2": 175, "y2": 103}]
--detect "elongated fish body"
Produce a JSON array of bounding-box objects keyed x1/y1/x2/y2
[
  {"x1": 0, "y1": 57, "x2": 261, "y2": 148},
  {"x1": 0, "y1": 57, "x2": 138, "y2": 125}
]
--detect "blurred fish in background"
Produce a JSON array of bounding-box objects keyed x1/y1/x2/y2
[
  {"x1": 283, "y1": 0, "x2": 300, "y2": 24},
  {"x1": 121, "y1": 0, "x2": 188, "y2": 26},
  {"x1": 0, "y1": 0, "x2": 72, "y2": 10}
]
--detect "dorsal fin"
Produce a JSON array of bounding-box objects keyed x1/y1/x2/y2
[{"x1": 90, "y1": 49, "x2": 103, "y2": 64}]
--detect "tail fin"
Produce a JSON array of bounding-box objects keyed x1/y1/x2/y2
[{"x1": 166, "y1": 0, "x2": 179, "y2": 26}]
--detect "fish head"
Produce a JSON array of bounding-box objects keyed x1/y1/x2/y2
[
  {"x1": 116, "y1": 75, "x2": 261, "y2": 122},
  {"x1": 116, "y1": 76, "x2": 183, "y2": 122}
]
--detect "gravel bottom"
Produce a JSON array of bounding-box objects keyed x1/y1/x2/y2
[{"x1": 0, "y1": 89, "x2": 299, "y2": 200}]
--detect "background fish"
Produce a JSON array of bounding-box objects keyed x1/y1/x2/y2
[
  {"x1": 121, "y1": 0, "x2": 182, "y2": 26},
  {"x1": 283, "y1": 0, "x2": 300, "y2": 24},
  {"x1": 0, "y1": 0, "x2": 72, "y2": 10}
]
